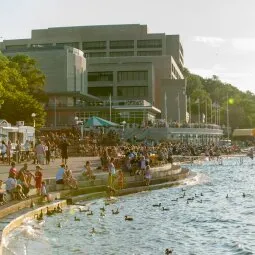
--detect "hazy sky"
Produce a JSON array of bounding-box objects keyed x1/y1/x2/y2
[{"x1": 1, "y1": 0, "x2": 255, "y2": 93}]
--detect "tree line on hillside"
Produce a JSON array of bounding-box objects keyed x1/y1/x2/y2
[
  {"x1": 0, "y1": 54, "x2": 47, "y2": 128},
  {"x1": 184, "y1": 68, "x2": 255, "y2": 129}
]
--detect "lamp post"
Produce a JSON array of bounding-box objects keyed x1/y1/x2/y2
[
  {"x1": 31, "y1": 113, "x2": 36, "y2": 128},
  {"x1": 31, "y1": 113, "x2": 36, "y2": 147}
]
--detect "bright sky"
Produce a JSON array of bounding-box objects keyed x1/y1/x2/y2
[{"x1": 1, "y1": 0, "x2": 255, "y2": 93}]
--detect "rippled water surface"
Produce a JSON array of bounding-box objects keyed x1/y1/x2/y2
[{"x1": 4, "y1": 157, "x2": 255, "y2": 255}]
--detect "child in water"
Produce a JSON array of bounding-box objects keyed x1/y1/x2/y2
[
  {"x1": 117, "y1": 170, "x2": 124, "y2": 189},
  {"x1": 34, "y1": 165, "x2": 43, "y2": 195},
  {"x1": 144, "y1": 162, "x2": 152, "y2": 186}
]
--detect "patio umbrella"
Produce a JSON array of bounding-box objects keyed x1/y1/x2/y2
[{"x1": 84, "y1": 116, "x2": 119, "y2": 127}]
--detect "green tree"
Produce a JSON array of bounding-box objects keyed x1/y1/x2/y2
[{"x1": 0, "y1": 53, "x2": 46, "y2": 127}]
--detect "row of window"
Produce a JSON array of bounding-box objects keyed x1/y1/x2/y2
[
  {"x1": 117, "y1": 86, "x2": 148, "y2": 97},
  {"x1": 137, "y1": 51, "x2": 162, "y2": 56},
  {"x1": 5, "y1": 39, "x2": 163, "y2": 51},
  {"x1": 86, "y1": 51, "x2": 161, "y2": 58},
  {"x1": 117, "y1": 71, "x2": 148, "y2": 81},
  {"x1": 88, "y1": 71, "x2": 148, "y2": 82},
  {"x1": 82, "y1": 39, "x2": 162, "y2": 50},
  {"x1": 88, "y1": 72, "x2": 113, "y2": 82},
  {"x1": 88, "y1": 86, "x2": 148, "y2": 97}
]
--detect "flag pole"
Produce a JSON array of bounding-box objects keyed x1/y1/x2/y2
[
  {"x1": 164, "y1": 91, "x2": 168, "y2": 127},
  {"x1": 210, "y1": 100, "x2": 213, "y2": 124},
  {"x1": 109, "y1": 93, "x2": 112, "y2": 122},
  {"x1": 198, "y1": 100, "x2": 201, "y2": 127},
  {"x1": 178, "y1": 92, "x2": 181, "y2": 125},
  {"x1": 189, "y1": 96, "x2": 192, "y2": 125},
  {"x1": 205, "y1": 99, "x2": 208, "y2": 125},
  {"x1": 227, "y1": 93, "x2": 229, "y2": 140}
]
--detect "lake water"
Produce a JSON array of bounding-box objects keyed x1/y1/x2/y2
[{"x1": 3, "y1": 156, "x2": 255, "y2": 255}]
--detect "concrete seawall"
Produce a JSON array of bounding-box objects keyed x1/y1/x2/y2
[
  {"x1": 0, "y1": 200, "x2": 67, "y2": 255},
  {"x1": 0, "y1": 163, "x2": 189, "y2": 254}
]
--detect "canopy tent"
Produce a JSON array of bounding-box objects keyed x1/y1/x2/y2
[{"x1": 84, "y1": 116, "x2": 119, "y2": 127}]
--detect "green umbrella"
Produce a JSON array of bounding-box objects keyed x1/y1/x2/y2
[{"x1": 84, "y1": 116, "x2": 119, "y2": 127}]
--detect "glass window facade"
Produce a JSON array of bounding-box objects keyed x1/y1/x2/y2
[
  {"x1": 30, "y1": 43, "x2": 53, "y2": 48},
  {"x1": 117, "y1": 86, "x2": 148, "y2": 97},
  {"x1": 88, "y1": 72, "x2": 113, "y2": 81},
  {"x1": 5, "y1": 45, "x2": 27, "y2": 50},
  {"x1": 110, "y1": 51, "x2": 134, "y2": 57},
  {"x1": 88, "y1": 87, "x2": 113, "y2": 97},
  {"x1": 110, "y1": 40, "x2": 134, "y2": 49},
  {"x1": 56, "y1": 42, "x2": 79, "y2": 48},
  {"x1": 87, "y1": 52, "x2": 106, "y2": 58},
  {"x1": 117, "y1": 71, "x2": 148, "y2": 81},
  {"x1": 137, "y1": 39, "x2": 162, "y2": 48},
  {"x1": 137, "y1": 51, "x2": 162, "y2": 56},
  {"x1": 82, "y1": 41, "x2": 106, "y2": 50}
]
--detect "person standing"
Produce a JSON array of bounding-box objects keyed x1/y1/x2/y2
[
  {"x1": 108, "y1": 157, "x2": 116, "y2": 188},
  {"x1": 45, "y1": 141, "x2": 51, "y2": 165},
  {"x1": 0, "y1": 141, "x2": 7, "y2": 164},
  {"x1": 24, "y1": 140, "x2": 31, "y2": 161},
  {"x1": 35, "y1": 140, "x2": 45, "y2": 165},
  {"x1": 34, "y1": 165, "x2": 43, "y2": 195},
  {"x1": 59, "y1": 139, "x2": 69, "y2": 164},
  {"x1": 15, "y1": 141, "x2": 21, "y2": 163},
  {"x1": 6, "y1": 141, "x2": 12, "y2": 165}
]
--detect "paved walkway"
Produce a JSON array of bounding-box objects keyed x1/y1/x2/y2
[{"x1": 0, "y1": 156, "x2": 101, "y2": 181}]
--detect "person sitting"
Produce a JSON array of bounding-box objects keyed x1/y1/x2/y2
[
  {"x1": 9, "y1": 162, "x2": 17, "y2": 178},
  {"x1": 0, "y1": 180, "x2": 7, "y2": 205},
  {"x1": 63, "y1": 165, "x2": 78, "y2": 189},
  {"x1": 16, "y1": 184, "x2": 26, "y2": 200},
  {"x1": 5, "y1": 175, "x2": 17, "y2": 200},
  {"x1": 117, "y1": 170, "x2": 124, "y2": 189},
  {"x1": 56, "y1": 164, "x2": 65, "y2": 184},
  {"x1": 16, "y1": 164, "x2": 31, "y2": 198},
  {"x1": 82, "y1": 161, "x2": 96, "y2": 182},
  {"x1": 41, "y1": 181, "x2": 50, "y2": 202},
  {"x1": 18, "y1": 163, "x2": 34, "y2": 187}
]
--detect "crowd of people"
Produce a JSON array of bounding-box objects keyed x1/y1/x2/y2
[
  {"x1": 0, "y1": 162, "x2": 47, "y2": 205},
  {"x1": 0, "y1": 125, "x2": 252, "y2": 206}
]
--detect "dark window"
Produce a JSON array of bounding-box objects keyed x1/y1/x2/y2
[
  {"x1": 88, "y1": 52, "x2": 106, "y2": 58},
  {"x1": 117, "y1": 71, "x2": 148, "y2": 81},
  {"x1": 110, "y1": 40, "x2": 134, "y2": 49},
  {"x1": 88, "y1": 72, "x2": 113, "y2": 82},
  {"x1": 56, "y1": 42, "x2": 79, "y2": 48},
  {"x1": 137, "y1": 51, "x2": 162, "y2": 56},
  {"x1": 110, "y1": 51, "x2": 134, "y2": 57},
  {"x1": 82, "y1": 41, "x2": 106, "y2": 50},
  {"x1": 117, "y1": 86, "x2": 148, "y2": 97},
  {"x1": 30, "y1": 43, "x2": 53, "y2": 48},
  {"x1": 6, "y1": 45, "x2": 27, "y2": 50},
  {"x1": 88, "y1": 87, "x2": 113, "y2": 97},
  {"x1": 137, "y1": 39, "x2": 162, "y2": 48}
]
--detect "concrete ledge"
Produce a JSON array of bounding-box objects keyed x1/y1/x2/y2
[
  {"x1": 0, "y1": 200, "x2": 67, "y2": 255},
  {"x1": 0, "y1": 165, "x2": 190, "y2": 255}
]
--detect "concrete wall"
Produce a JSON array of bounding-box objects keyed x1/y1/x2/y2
[
  {"x1": 0, "y1": 200, "x2": 67, "y2": 255},
  {"x1": 4, "y1": 47, "x2": 87, "y2": 94}
]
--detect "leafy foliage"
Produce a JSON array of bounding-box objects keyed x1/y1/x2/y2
[
  {"x1": 184, "y1": 68, "x2": 255, "y2": 128},
  {"x1": 0, "y1": 53, "x2": 46, "y2": 127}
]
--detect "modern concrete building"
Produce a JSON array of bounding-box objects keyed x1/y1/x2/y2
[
  {"x1": 1, "y1": 24, "x2": 186, "y2": 126},
  {"x1": 3, "y1": 46, "x2": 98, "y2": 126}
]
